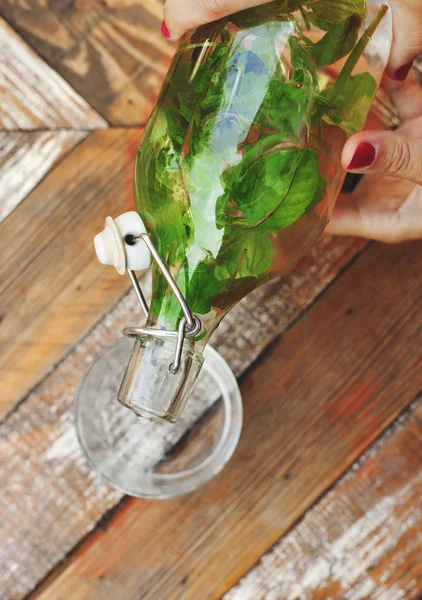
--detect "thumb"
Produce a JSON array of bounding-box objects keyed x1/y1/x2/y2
[
  {"x1": 163, "y1": 0, "x2": 269, "y2": 39},
  {"x1": 342, "y1": 129, "x2": 422, "y2": 185}
]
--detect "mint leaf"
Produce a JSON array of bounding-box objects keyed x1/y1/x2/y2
[
  {"x1": 219, "y1": 149, "x2": 304, "y2": 228},
  {"x1": 290, "y1": 37, "x2": 317, "y2": 81},
  {"x1": 304, "y1": 13, "x2": 362, "y2": 68},
  {"x1": 306, "y1": 171, "x2": 328, "y2": 213},
  {"x1": 218, "y1": 148, "x2": 326, "y2": 233},
  {"x1": 159, "y1": 61, "x2": 194, "y2": 150},
  {"x1": 288, "y1": 36, "x2": 319, "y2": 132},
  {"x1": 323, "y1": 72, "x2": 377, "y2": 135},
  {"x1": 182, "y1": 263, "x2": 220, "y2": 314},
  {"x1": 243, "y1": 36, "x2": 318, "y2": 144},
  {"x1": 260, "y1": 149, "x2": 326, "y2": 232},
  {"x1": 215, "y1": 230, "x2": 273, "y2": 281},
  {"x1": 313, "y1": 5, "x2": 388, "y2": 125},
  {"x1": 178, "y1": 91, "x2": 197, "y2": 123},
  {"x1": 308, "y1": 0, "x2": 366, "y2": 29}
]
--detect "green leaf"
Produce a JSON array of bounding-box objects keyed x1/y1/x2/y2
[
  {"x1": 304, "y1": 13, "x2": 362, "y2": 68},
  {"x1": 178, "y1": 91, "x2": 198, "y2": 123},
  {"x1": 288, "y1": 36, "x2": 319, "y2": 131},
  {"x1": 176, "y1": 35, "x2": 237, "y2": 158},
  {"x1": 290, "y1": 36, "x2": 318, "y2": 86},
  {"x1": 182, "y1": 263, "x2": 220, "y2": 314},
  {"x1": 218, "y1": 149, "x2": 304, "y2": 229},
  {"x1": 260, "y1": 148, "x2": 326, "y2": 232},
  {"x1": 308, "y1": 0, "x2": 366, "y2": 29},
  {"x1": 214, "y1": 230, "x2": 274, "y2": 281},
  {"x1": 306, "y1": 171, "x2": 328, "y2": 213},
  {"x1": 157, "y1": 61, "x2": 194, "y2": 150},
  {"x1": 313, "y1": 5, "x2": 388, "y2": 125},
  {"x1": 238, "y1": 37, "x2": 318, "y2": 154},
  {"x1": 323, "y1": 72, "x2": 377, "y2": 135}
]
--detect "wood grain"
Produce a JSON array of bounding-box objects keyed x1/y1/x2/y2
[
  {"x1": 29, "y1": 240, "x2": 422, "y2": 600},
  {"x1": 226, "y1": 400, "x2": 422, "y2": 600},
  {"x1": 0, "y1": 1, "x2": 173, "y2": 125},
  {"x1": 0, "y1": 131, "x2": 86, "y2": 223},
  {"x1": 0, "y1": 5, "x2": 418, "y2": 600},
  {"x1": 0, "y1": 127, "x2": 143, "y2": 417},
  {"x1": 0, "y1": 16, "x2": 106, "y2": 130},
  {"x1": 0, "y1": 234, "x2": 365, "y2": 600}
]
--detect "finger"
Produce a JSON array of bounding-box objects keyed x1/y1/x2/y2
[
  {"x1": 324, "y1": 195, "x2": 380, "y2": 240},
  {"x1": 325, "y1": 185, "x2": 422, "y2": 243},
  {"x1": 387, "y1": 0, "x2": 422, "y2": 80},
  {"x1": 163, "y1": 0, "x2": 269, "y2": 40},
  {"x1": 342, "y1": 129, "x2": 422, "y2": 186},
  {"x1": 382, "y1": 69, "x2": 422, "y2": 122}
]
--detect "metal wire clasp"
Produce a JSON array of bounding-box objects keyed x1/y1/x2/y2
[{"x1": 123, "y1": 233, "x2": 202, "y2": 374}]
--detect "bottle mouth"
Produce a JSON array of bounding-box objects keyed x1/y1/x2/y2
[{"x1": 118, "y1": 335, "x2": 204, "y2": 423}]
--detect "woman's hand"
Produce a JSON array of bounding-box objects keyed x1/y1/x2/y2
[
  {"x1": 161, "y1": 0, "x2": 421, "y2": 78},
  {"x1": 161, "y1": 0, "x2": 422, "y2": 243},
  {"x1": 325, "y1": 71, "x2": 422, "y2": 243},
  {"x1": 161, "y1": 0, "x2": 270, "y2": 40}
]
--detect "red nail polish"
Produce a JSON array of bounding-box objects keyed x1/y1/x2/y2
[
  {"x1": 394, "y1": 61, "x2": 413, "y2": 82},
  {"x1": 161, "y1": 21, "x2": 171, "y2": 39},
  {"x1": 347, "y1": 142, "x2": 376, "y2": 170}
]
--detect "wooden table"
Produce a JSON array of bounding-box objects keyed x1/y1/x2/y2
[{"x1": 1, "y1": 3, "x2": 421, "y2": 598}]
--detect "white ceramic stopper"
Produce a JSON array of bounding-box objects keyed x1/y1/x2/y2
[{"x1": 94, "y1": 212, "x2": 150, "y2": 275}]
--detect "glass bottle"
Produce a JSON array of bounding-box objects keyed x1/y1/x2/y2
[{"x1": 119, "y1": 0, "x2": 392, "y2": 422}]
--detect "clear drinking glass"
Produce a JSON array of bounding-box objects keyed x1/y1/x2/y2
[{"x1": 75, "y1": 338, "x2": 242, "y2": 498}]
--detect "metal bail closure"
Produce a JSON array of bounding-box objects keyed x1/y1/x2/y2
[{"x1": 93, "y1": 212, "x2": 202, "y2": 374}]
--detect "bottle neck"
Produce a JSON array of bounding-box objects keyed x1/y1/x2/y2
[
  {"x1": 117, "y1": 265, "x2": 221, "y2": 423},
  {"x1": 118, "y1": 330, "x2": 205, "y2": 423},
  {"x1": 147, "y1": 264, "x2": 224, "y2": 350}
]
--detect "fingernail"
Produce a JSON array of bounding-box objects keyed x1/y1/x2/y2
[
  {"x1": 161, "y1": 20, "x2": 171, "y2": 38},
  {"x1": 347, "y1": 142, "x2": 376, "y2": 170},
  {"x1": 393, "y1": 61, "x2": 413, "y2": 82}
]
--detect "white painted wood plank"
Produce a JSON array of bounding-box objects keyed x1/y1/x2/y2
[
  {"x1": 0, "y1": 16, "x2": 107, "y2": 130},
  {"x1": 225, "y1": 401, "x2": 422, "y2": 600},
  {"x1": 0, "y1": 131, "x2": 86, "y2": 223}
]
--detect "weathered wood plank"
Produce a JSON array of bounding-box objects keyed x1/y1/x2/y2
[
  {"x1": 226, "y1": 400, "x2": 422, "y2": 600},
  {"x1": 0, "y1": 234, "x2": 366, "y2": 600},
  {"x1": 0, "y1": 127, "x2": 143, "y2": 417},
  {"x1": 31, "y1": 240, "x2": 422, "y2": 600},
  {"x1": 0, "y1": 15, "x2": 106, "y2": 130},
  {"x1": 0, "y1": 131, "x2": 86, "y2": 223},
  {"x1": 0, "y1": 1, "x2": 172, "y2": 125}
]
